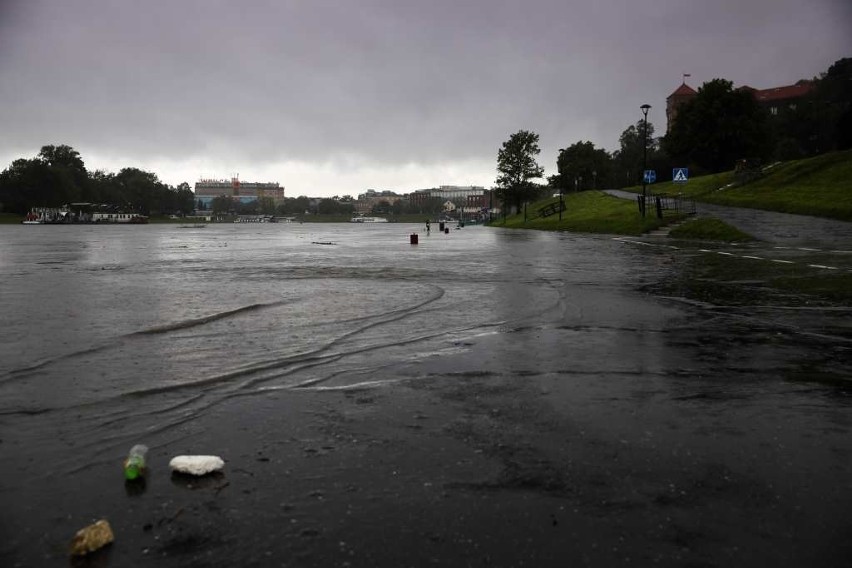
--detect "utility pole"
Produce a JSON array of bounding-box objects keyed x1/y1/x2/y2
[{"x1": 640, "y1": 104, "x2": 651, "y2": 217}]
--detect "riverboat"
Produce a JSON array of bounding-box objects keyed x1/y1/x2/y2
[
  {"x1": 92, "y1": 212, "x2": 149, "y2": 224},
  {"x1": 22, "y1": 205, "x2": 148, "y2": 224},
  {"x1": 234, "y1": 215, "x2": 278, "y2": 223},
  {"x1": 350, "y1": 216, "x2": 388, "y2": 223},
  {"x1": 22, "y1": 207, "x2": 73, "y2": 224}
]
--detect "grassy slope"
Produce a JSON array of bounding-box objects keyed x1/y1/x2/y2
[
  {"x1": 626, "y1": 150, "x2": 852, "y2": 221},
  {"x1": 495, "y1": 191, "x2": 681, "y2": 235},
  {"x1": 704, "y1": 151, "x2": 852, "y2": 219},
  {"x1": 668, "y1": 218, "x2": 755, "y2": 242}
]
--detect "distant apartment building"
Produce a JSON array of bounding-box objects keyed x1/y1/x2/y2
[
  {"x1": 354, "y1": 189, "x2": 403, "y2": 214},
  {"x1": 408, "y1": 185, "x2": 489, "y2": 214},
  {"x1": 194, "y1": 177, "x2": 285, "y2": 208},
  {"x1": 351, "y1": 185, "x2": 497, "y2": 216},
  {"x1": 666, "y1": 79, "x2": 815, "y2": 132}
]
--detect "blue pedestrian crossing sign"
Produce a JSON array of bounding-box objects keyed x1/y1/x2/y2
[
  {"x1": 673, "y1": 168, "x2": 689, "y2": 183},
  {"x1": 643, "y1": 170, "x2": 656, "y2": 183}
]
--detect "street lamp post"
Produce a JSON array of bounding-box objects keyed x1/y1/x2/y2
[
  {"x1": 640, "y1": 104, "x2": 651, "y2": 218},
  {"x1": 559, "y1": 185, "x2": 563, "y2": 221}
]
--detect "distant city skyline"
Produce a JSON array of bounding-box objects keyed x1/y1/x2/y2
[{"x1": 1, "y1": 0, "x2": 849, "y2": 196}]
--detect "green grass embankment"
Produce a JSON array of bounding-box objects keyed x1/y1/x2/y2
[
  {"x1": 625, "y1": 150, "x2": 852, "y2": 221},
  {"x1": 493, "y1": 191, "x2": 681, "y2": 236},
  {"x1": 0, "y1": 213, "x2": 23, "y2": 224},
  {"x1": 703, "y1": 151, "x2": 852, "y2": 219}
]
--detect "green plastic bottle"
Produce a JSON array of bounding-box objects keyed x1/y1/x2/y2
[{"x1": 124, "y1": 444, "x2": 149, "y2": 480}]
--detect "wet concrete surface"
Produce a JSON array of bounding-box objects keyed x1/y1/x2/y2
[
  {"x1": 15, "y1": 327, "x2": 849, "y2": 567},
  {"x1": 11, "y1": 367, "x2": 851, "y2": 567},
  {"x1": 1, "y1": 224, "x2": 851, "y2": 567}
]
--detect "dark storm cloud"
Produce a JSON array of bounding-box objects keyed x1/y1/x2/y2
[{"x1": 1, "y1": 0, "x2": 850, "y2": 191}]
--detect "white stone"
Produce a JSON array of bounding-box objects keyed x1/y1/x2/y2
[{"x1": 169, "y1": 455, "x2": 225, "y2": 475}]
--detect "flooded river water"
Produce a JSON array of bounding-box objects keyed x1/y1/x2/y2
[{"x1": 1, "y1": 222, "x2": 850, "y2": 566}]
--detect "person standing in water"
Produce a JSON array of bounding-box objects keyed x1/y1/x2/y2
[{"x1": 426, "y1": 219, "x2": 431, "y2": 233}]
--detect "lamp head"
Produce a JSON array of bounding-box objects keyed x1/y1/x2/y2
[{"x1": 640, "y1": 104, "x2": 651, "y2": 116}]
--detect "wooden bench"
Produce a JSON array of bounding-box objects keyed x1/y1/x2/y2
[{"x1": 537, "y1": 201, "x2": 565, "y2": 218}]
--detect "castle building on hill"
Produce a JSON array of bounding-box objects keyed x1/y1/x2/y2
[
  {"x1": 666, "y1": 79, "x2": 815, "y2": 132},
  {"x1": 737, "y1": 80, "x2": 815, "y2": 115},
  {"x1": 665, "y1": 83, "x2": 698, "y2": 133}
]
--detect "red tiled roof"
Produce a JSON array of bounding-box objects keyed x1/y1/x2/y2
[
  {"x1": 668, "y1": 83, "x2": 697, "y2": 98},
  {"x1": 753, "y1": 82, "x2": 815, "y2": 102}
]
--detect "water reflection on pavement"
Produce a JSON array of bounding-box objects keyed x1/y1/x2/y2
[{"x1": 0, "y1": 223, "x2": 849, "y2": 567}]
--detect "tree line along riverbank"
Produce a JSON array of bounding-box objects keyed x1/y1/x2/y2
[{"x1": 3, "y1": 150, "x2": 848, "y2": 235}]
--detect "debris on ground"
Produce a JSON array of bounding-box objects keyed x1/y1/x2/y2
[
  {"x1": 169, "y1": 455, "x2": 225, "y2": 475},
  {"x1": 69, "y1": 519, "x2": 114, "y2": 556}
]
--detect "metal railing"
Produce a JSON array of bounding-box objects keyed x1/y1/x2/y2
[{"x1": 638, "y1": 193, "x2": 696, "y2": 218}]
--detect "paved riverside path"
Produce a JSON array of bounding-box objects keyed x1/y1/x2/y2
[
  {"x1": 3, "y1": 223, "x2": 851, "y2": 567},
  {"x1": 604, "y1": 189, "x2": 852, "y2": 249}
]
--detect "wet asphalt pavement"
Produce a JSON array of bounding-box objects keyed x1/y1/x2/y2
[{"x1": 1, "y1": 222, "x2": 850, "y2": 567}]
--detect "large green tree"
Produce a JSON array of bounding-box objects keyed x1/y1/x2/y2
[
  {"x1": 1, "y1": 145, "x2": 197, "y2": 216},
  {"x1": 495, "y1": 130, "x2": 545, "y2": 213},
  {"x1": 277, "y1": 195, "x2": 311, "y2": 215},
  {"x1": 549, "y1": 141, "x2": 611, "y2": 191},
  {"x1": 0, "y1": 159, "x2": 55, "y2": 213},
  {"x1": 664, "y1": 79, "x2": 771, "y2": 172},
  {"x1": 174, "y1": 182, "x2": 196, "y2": 215},
  {"x1": 88, "y1": 170, "x2": 117, "y2": 205},
  {"x1": 114, "y1": 167, "x2": 164, "y2": 215},
  {"x1": 810, "y1": 57, "x2": 852, "y2": 152},
  {"x1": 38, "y1": 144, "x2": 89, "y2": 201},
  {"x1": 211, "y1": 195, "x2": 235, "y2": 214},
  {"x1": 0, "y1": 145, "x2": 89, "y2": 213},
  {"x1": 39, "y1": 144, "x2": 86, "y2": 177},
  {"x1": 257, "y1": 196, "x2": 277, "y2": 215},
  {"x1": 318, "y1": 198, "x2": 349, "y2": 215},
  {"x1": 612, "y1": 120, "x2": 659, "y2": 187}
]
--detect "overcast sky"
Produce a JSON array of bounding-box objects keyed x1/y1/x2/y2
[{"x1": 1, "y1": 0, "x2": 850, "y2": 197}]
